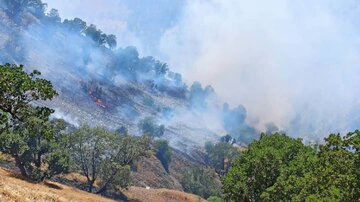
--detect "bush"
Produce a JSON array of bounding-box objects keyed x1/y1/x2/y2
[
  {"x1": 155, "y1": 140, "x2": 172, "y2": 173},
  {"x1": 207, "y1": 196, "x2": 223, "y2": 202}
]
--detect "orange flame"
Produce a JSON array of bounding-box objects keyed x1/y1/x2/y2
[{"x1": 89, "y1": 91, "x2": 107, "y2": 109}]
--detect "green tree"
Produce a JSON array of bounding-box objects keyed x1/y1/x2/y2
[
  {"x1": 155, "y1": 140, "x2": 172, "y2": 173},
  {"x1": 207, "y1": 196, "x2": 223, "y2": 202},
  {"x1": 205, "y1": 141, "x2": 238, "y2": 175},
  {"x1": 139, "y1": 117, "x2": 165, "y2": 138},
  {"x1": 181, "y1": 166, "x2": 221, "y2": 199},
  {"x1": 262, "y1": 132, "x2": 360, "y2": 201},
  {"x1": 69, "y1": 125, "x2": 150, "y2": 194},
  {"x1": 0, "y1": 64, "x2": 69, "y2": 181},
  {"x1": 222, "y1": 133, "x2": 307, "y2": 202}
]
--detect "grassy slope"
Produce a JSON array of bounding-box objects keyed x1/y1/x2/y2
[
  {"x1": 0, "y1": 167, "x2": 206, "y2": 202},
  {"x1": 0, "y1": 167, "x2": 115, "y2": 202}
]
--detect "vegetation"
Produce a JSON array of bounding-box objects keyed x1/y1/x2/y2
[
  {"x1": 261, "y1": 132, "x2": 360, "y2": 201},
  {"x1": 0, "y1": 64, "x2": 69, "y2": 181},
  {"x1": 139, "y1": 117, "x2": 165, "y2": 138},
  {"x1": 207, "y1": 196, "x2": 223, "y2": 202},
  {"x1": 189, "y1": 82, "x2": 214, "y2": 110},
  {"x1": 3, "y1": 0, "x2": 46, "y2": 18},
  {"x1": 222, "y1": 132, "x2": 360, "y2": 202},
  {"x1": 69, "y1": 125, "x2": 151, "y2": 194},
  {"x1": 205, "y1": 141, "x2": 238, "y2": 175},
  {"x1": 155, "y1": 140, "x2": 172, "y2": 173},
  {"x1": 221, "y1": 103, "x2": 258, "y2": 144},
  {"x1": 181, "y1": 166, "x2": 221, "y2": 199}
]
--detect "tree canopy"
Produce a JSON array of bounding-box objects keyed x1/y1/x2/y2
[
  {"x1": 222, "y1": 132, "x2": 360, "y2": 202},
  {"x1": 222, "y1": 133, "x2": 308, "y2": 201},
  {"x1": 0, "y1": 64, "x2": 69, "y2": 181},
  {"x1": 69, "y1": 125, "x2": 151, "y2": 194}
]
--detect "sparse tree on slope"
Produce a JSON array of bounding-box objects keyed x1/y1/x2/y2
[{"x1": 69, "y1": 125, "x2": 150, "y2": 194}]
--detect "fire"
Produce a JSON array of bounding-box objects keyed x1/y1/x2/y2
[{"x1": 88, "y1": 91, "x2": 107, "y2": 109}]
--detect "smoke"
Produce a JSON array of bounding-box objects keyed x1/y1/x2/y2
[
  {"x1": 3, "y1": 0, "x2": 360, "y2": 145},
  {"x1": 44, "y1": 0, "x2": 184, "y2": 55},
  {"x1": 159, "y1": 0, "x2": 360, "y2": 140}
]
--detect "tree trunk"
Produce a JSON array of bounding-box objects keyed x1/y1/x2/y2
[
  {"x1": 14, "y1": 155, "x2": 28, "y2": 178},
  {"x1": 96, "y1": 183, "x2": 108, "y2": 194},
  {"x1": 96, "y1": 170, "x2": 117, "y2": 194},
  {"x1": 88, "y1": 181, "x2": 94, "y2": 193}
]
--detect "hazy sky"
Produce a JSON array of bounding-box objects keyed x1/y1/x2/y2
[{"x1": 45, "y1": 0, "x2": 360, "y2": 138}]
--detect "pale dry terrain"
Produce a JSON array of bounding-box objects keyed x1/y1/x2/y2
[
  {"x1": 122, "y1": 186, "x2": 206, "y2": 202},
  {"x1": 0, "y1": 166, "x2": 206, "y2": 202},
  {"x1": 0, "y1": 167, "x2": 116, "y2": 202}
]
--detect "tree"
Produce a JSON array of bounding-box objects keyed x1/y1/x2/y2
[
  {"x1": 188, "y1": 82, "x2": 214, "y2": 111},
  {"x1": 46, "y1": 8, "x2": 61, "y2": 23},
  {"x1": 155, "y1": 140, "x2": 172, "y2": 173},
  {"x1": 3, "y1": 0, "x2": 47, "y2": 18},
  {"x1": 222, "y1": 133, "x2": 307, "y2": 202},
  {"x1": 69, "y1": 125, "x2": 150, "y2": 194},
  {"x1": 181, "y1": 166, "x2": 221, "y2": 199},
  {"x1": 205, "y1": 141, "x2": 238, "y2": 175},
  {"x1": 106, "y1": 34, "x2": 117, "y2": 49},
  {"x1": 139, "y1": 117, "x2": 165, "y2": 138},
  {"x1": 222, "y1": 132, "x2": 360, "y2": 201},
  {"x1": 155, "y1": 62, "x2": 168, "y2": 76},
  {"x1": 63, "y1": 18, "x2": 87, "y2": 33},
  {"x1": 0, "y1": 64, "x2": 69, "y2": 181},
  {"x1": 85, "y1": 24, "x2": 107, "y2": 46},
  {"x1": 262, "y1": 132, "x2": 360, "y2": 201}
]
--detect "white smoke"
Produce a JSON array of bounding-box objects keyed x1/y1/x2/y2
[
  {"x1": 25, "y1": 0, "x2": 360, "y2": 140},
  {"x1": 159, "y1": 0, "x2": 360, "y2": 139}
]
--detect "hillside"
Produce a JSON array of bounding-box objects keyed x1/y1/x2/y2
[
  {"x1": 0, "y1": 0, "x2": 258, "y2": 151},
  {"x1": 0, "y1": 167, "x2": 115, "y2": 202},
  {"x1": 0, "y1": 167, "x2": 206, "y2": 202}
]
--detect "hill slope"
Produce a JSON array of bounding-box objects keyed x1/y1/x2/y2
[
  {"x1": 0, "y1": 167, "x2": 115, "y2": 202},
  {"x1": 0, "y1": 167, "x2": 206, "y2": 202}
]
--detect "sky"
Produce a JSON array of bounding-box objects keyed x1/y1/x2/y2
[{"x1": 45, "y1": 0, "x2": 360, "y2": 138}]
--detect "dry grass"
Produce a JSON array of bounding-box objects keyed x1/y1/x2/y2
[
  {"x1": 0, "y1": 153, "x2": 12, "y2": 162},
  {"x1": 0, "y1": 166, "x2": 206, "y2": 202},
  {"x1": 122, "y1": 186, "x2": 206, "y2": 202},
  {"x1": 0, "y1": 168, "x2": 115, "y2": 202}
]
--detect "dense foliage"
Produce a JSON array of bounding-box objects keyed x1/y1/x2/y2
[
  {"x1": 262, "y1": 132, "x2": 360, "y2": 201},
  {"x1": 222, "y1": 132, "x2": 360, "y2": 202},
  {"x1": 69, "y1": 125, "x2": 151, "y2": 194},
  {"x1": 181, "y1": 166, "x2": 221, "y2": 199},
  {"x1": 0, "y1": 64, "x2": 69, "y2": 181},
  {"x1": 205, "y1": 140, "x2": 239, "y2": 175}
]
